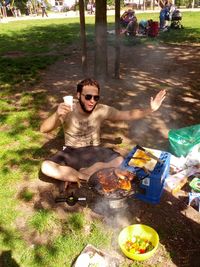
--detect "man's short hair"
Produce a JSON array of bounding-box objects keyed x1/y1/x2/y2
[{"x1": 77, "y1": 78, "x2": 100, "y2": 93}]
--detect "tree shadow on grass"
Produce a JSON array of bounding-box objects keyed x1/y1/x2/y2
[{"x1": 0, "y1": 250, "x2": 20, "y2": 267}]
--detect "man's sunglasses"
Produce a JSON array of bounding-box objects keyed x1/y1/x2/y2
[{"x1": 81, "y1": 93, "x2": 100, "y2": 102}]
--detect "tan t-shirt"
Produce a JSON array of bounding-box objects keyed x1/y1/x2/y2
[{"x1": 63, "y1": 103, "x2": 117, "y2": 147}]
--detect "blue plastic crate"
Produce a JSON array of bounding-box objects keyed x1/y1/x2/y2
[{"x1": 121, "y1": 146, "x2": 171, "y2": 204}]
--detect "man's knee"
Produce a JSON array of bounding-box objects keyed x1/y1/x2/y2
[
  {"x1": 114, "y1": 156, "x2": 124, "y2": 166},
  {"x1": 40, "y1": 160, "x2": 53, "y2": 175}
]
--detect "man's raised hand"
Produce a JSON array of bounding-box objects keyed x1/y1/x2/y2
[
  {"x1": 150, "y1": 90, "x2": 166, "y2": 112},
  {"x1": 56, "y1": 103, "x2": 72, "y2": 122}
]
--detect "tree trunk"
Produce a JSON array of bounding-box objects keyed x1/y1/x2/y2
[
  {"x1": 79, "y1": 0, "x2": 88, "y2": 75},
  {"x1": 94, "y1": 0, "x2": 107, "y2": 80},
  {"x1": 114, "y1": 0, "x2": 121, "y2": 79}
]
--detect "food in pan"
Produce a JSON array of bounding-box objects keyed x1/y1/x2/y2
[
  {"x1": 97, "y1": 168, "x2": 135, "y2": 193},
  {"x1": 114, "y1": 168, "x2": 135, "y2": 181}
]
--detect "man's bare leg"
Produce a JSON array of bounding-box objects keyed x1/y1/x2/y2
[
  {"x1": 41, "y1": 160, "x2": 89, "y2": 186},
  {"x1": 41, "y1": 156, "x2": 123, "y2": 191},
  {"x1": 80, "y1": 156, "x2": 124, "y2": 177}
]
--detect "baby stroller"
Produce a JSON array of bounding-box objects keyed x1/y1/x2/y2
[{"x1": 170, "y1": 9, "x2": 183, "y2": 29}]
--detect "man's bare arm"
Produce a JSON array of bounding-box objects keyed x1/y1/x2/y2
[
  {"x1": 40, "y1": 112, "x2": 61, "y2": 133},
  {"x1": 110, "y1": 90, "x2": 166, "y2": 121},
  {"x1": 40, "y1": 103, "x2": 71, "y2": 133}
]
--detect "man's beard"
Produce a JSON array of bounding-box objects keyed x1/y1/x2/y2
[{"x1": 79, "y1": 98, "x2": 97, "y2": 114}]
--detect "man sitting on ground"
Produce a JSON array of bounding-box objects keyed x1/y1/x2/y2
[
  {"x1": 40, "y1": 78, "x2": 166, "y2": 190},
  {"x1": 120, "y1": 9, "x2": 138, "y2": 36}
]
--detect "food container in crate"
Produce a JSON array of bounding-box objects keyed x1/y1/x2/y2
[{"x1": 121, "y1": 145, "x2": 171, "y2": 204}]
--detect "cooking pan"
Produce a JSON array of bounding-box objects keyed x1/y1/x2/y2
[{"x1": 88, "y1": 167, "x2": 138, "y2": 199}]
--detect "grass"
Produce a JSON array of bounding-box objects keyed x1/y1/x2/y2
[
  {"x1": 28, "y1": 209, "x2": 59, "y2": 234},
  {"x1": 19, "y1": 188, "x2": 35, "y2": 202},
  {"x1": 0, "y1": 11, "x2": 200, "y2": 266}
]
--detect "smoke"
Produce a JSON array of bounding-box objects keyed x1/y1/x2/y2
[{"x1": 93, "y1": 197, "x2": 132, "y2": 229}]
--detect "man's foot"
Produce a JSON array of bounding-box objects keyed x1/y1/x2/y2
[
  {"x1": 78, "y1": 170, "x2": 90, "y2": 181},
  {"x1": 58, "y1": 181, "x2": 69, "y2": 194}
]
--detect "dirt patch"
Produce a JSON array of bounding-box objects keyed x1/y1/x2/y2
[
  {"x1": 37, "y1": 42, "x2": 200, "y2": 152},
  {"x1": 28, "y1": 41, "x2": 200, "y2": 266}
]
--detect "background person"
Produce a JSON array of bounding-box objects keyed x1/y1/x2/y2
[
  {"x1": 120, "y1": 10, "x2": 138, "y2": 36},
  {"x1": 120, "y1": 9, "x2": 138, "y2": 36},
  {"x1": 124, "y1": 19, "x2": 138, "y2": 36},
  {"x1": 87, "y1": 0, "x2": 94, "y2": 15},
  {"x1": 159, "y1": 3, "x2": 171, "y2": 30},
  {"x1": 1, "y1": 0, "x2": 7, "y2": 18},
  {"x1": 120, "y1": 9, "x2": 135, "y2": 27},
  {"x1": 25, "y1": 0, "x2": 32, "y2": 16},
  {"x1": 138, "y1": 19, "x2": 153, "y2": 35},
  {"x1": 40, "y1": 0, "x2": 48, "y2": 17},
  {"x1": 40, "y1": 78, "x2": 166, "y2": 190}
]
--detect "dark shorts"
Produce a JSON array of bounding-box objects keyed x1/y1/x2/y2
[{"x1": 48, "y1": 146, "x2": 121, "y2": 170}]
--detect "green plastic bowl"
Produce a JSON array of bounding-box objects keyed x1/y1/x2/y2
[{"x1": 118, "y1": 224, "x2": 159, "y2": 261}]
